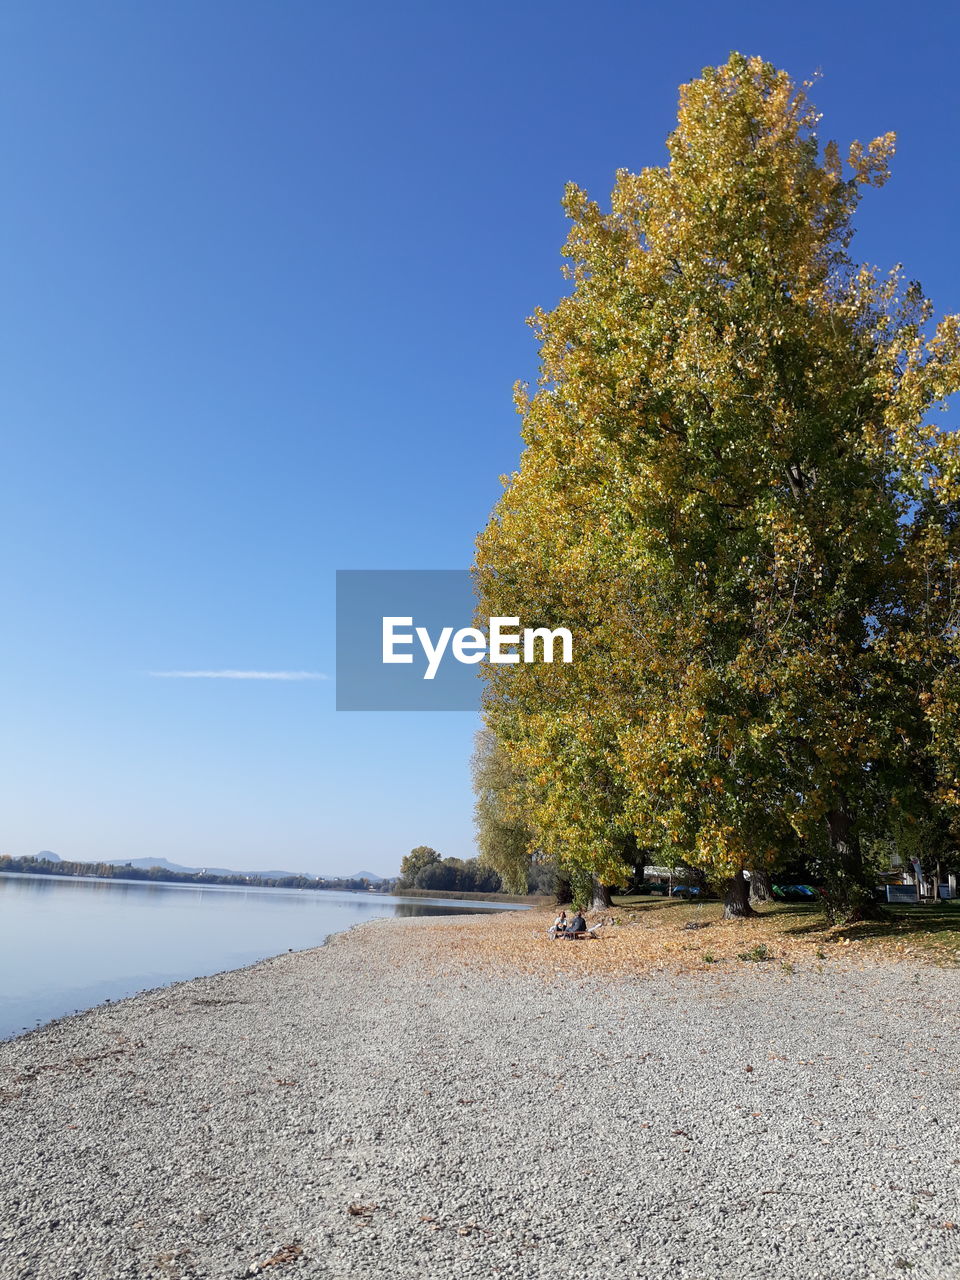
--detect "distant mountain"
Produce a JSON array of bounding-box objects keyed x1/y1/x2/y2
[
  {"x1": 352, "y1": 870, "x2": 387, "y2": 883},
  {"x1": 37, "y1": 851, "x2": 61, "y2": 862}
]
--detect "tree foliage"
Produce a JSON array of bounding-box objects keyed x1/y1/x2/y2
[
  {"x1": 471, "y1": 729, "x2": 534, "y2": 892},
  {"x1": 413, "y1": 856, "x2": 502, "y2": 894},
  {"x1": 397, "y1": 845, "x2": 441, "y2": 888},
  {"x1": 396, "y1": 844, "x2": 503, "y2": 894},
  {"x1": 476, "y1": 54, "x2": 960, "y2": 921}
]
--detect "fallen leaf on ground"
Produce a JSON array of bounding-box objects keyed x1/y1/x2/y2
[{"x1": 252, "y1": 1242, "x2": 303, "y2": 1270}]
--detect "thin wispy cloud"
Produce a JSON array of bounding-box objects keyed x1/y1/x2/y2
[{"x1": 149, "y1": 670, "x2": 328, "y2": 681}]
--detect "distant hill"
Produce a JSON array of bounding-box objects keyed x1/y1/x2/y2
[
  {"x1": 101, "y1": 856, "x2": 239, "y2": 877},
  {"x1": 63, "y1": 856, "x2": 388, "y2": 882},
  {"x1": 36, "y1": 851, "x2": 61, "y2": 862},
  {"x1": 100, "y1": 857, "x2": 310, "y2": 879}
]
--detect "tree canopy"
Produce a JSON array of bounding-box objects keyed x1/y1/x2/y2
[
  {"x1": 397, "y1": 844, "x2": 503, "y2": 894},
  {"x1": 398, "y1": 846, "x2": 441, "y2": 886}
]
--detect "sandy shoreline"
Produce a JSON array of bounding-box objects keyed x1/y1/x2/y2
[{"x1": 2, "y1": 912, "x2": 960, "y2": 1279}]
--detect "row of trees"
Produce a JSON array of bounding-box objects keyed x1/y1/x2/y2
[
  {"x1": 473, "y1": 55, "x2": 960, "y2": 922},
  {"x1": 0, "y1": 854, "x2": 387, "y2": 894},
  {"x1": 396, "y1": 845, "x2": 503, "y2": 894}
]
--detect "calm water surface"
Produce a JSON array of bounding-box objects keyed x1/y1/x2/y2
[{"x1": 0, "y1": 873, "x2": 527, "y2": 1040}]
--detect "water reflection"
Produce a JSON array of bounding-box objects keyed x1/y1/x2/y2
[{"x1": 0, "y1": 872, "x2": 528, "y2": 1040}]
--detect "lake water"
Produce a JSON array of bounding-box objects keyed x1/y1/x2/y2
[{"x1": 0, "y1": 872, "x2": 528, "y2": 1040}]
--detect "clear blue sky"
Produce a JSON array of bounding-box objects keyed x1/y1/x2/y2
[{"x1": 1, "y1": 1, "x2": 958, "y2": 876}]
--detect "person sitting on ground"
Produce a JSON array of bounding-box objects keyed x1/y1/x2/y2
[
  {"x1": 548, "y1": 910, "x2": 568, "y2": 939},
  {"x1": 564, "y1": 910, "x2": 587, "y2": 938}
]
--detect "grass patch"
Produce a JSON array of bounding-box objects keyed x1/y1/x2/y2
[
  {"x1": 737, "y1": 942, "x2": 773, "y2": 963},
  {"x1": 617, "y1": 896, "x2": 960, "y2": 967}
]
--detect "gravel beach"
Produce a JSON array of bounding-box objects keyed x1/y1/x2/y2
[{"x1": 2, "y1": 912, "x2": 959, "y2": 1280}]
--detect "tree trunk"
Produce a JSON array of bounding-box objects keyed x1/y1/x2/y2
[
  {"x1": 724, "y1": 869, "x2": 756, "y2": 919},
  {"x1": 749, "y1": 868, "x2": 774, "y2": 903},
  {"x1": 555, "y1": 875, "x2": 572, "y2": 907},
  {"x1": 824, "y1": 799, "x2": 881, "y2": 923},
  {"x1": 590, "y1": 879, "x2": 613, "y2": 912}
]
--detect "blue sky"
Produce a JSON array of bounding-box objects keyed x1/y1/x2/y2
[{"x1": 1, "y1": 1, "x2": 958, "y2": 876}]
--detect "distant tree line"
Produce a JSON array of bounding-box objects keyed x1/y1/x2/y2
[{"x1": 0, "y1": 854, "x2": 393, "y2": 894}]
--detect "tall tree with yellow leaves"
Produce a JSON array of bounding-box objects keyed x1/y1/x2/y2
[{"x1": 476, "y1": 53, "x2": 960, "y2": 922}]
